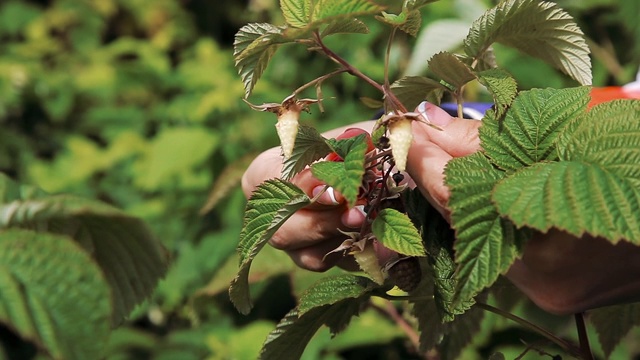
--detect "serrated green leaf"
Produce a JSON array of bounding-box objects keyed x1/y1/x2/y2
[
  {"x1": 0, "y1": 193, "x2": 168, "y2": 325},
  {"x1": 0, "y1": 229, "x2": 111, "y2": 360},
  {"x1": 298, "y1": 275, "x2": 376, "y2": 315},
  {"x1": 230, "y1": 179, "x2": 311, "y2": 314},
  {"x1": 321, "y1": 18, "x2": 369, "y2": 37},
  {"x1": 280, "y1": 0, "x2": 311, "y2": 28},
  {"x1": 390, "y1": 76, "x2": 446, "y2": 110},
  {"x1": 480, "y1": 87, "x2": 590, "y2": 171},
  {"x1": 439, "y1": 305, "x2": 485, "y2": 360},
  {"x1": 492, "y1": 161, "x2": 640, "y2": 243},
  {"x1": 371, "y1": 208, "x2": 426, "y2": 256},
  {"x1": 560, "y1": 99, "x2": 640, "y2": 187},
  {"x1": 234, "y1": 23, "x2": 288, "y2": 97},
  {"x1": 475, "y1": 68, "x2": 517, "y2": 119},
  {"x1": 428, "y1": 52, "x2": 476, "y2": 90},
  {"x1": 445, "y1": 152, "x2": 528, "y2": 306},
  {"x1": 260, "y1": 299, "x2": 366, "y2": 360},
  {"x1": 310, "y1": 0, "x2": 383, "y2": 24},
  {"x1": 404, "y1": 0, "x2": 439, "y2": 11},
  {"x1": 311, "y1": 137, "x2": 367, "y2": 205},
  {"x1": 376, "y1": 10, "x2": 421, "y2": 36},
  {"x1": 590, "y1": 303, "x2": 640, "y2": 358},
  {"x1": 281, "y1": 125, "x2": 333, "y2": 180},
  {"x1": 463, "y1": 0, "x2": 591, "y2": 85}
]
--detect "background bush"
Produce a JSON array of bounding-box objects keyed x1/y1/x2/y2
[{"x1": 0, "y1": 0, "x2": 638, "y2": 359}]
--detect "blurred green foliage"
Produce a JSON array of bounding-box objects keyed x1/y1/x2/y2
[{"x1": 0, "y1": 0, "x2": 638, "y2": 359}]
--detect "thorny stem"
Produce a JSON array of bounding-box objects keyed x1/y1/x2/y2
[
  {"x1": 476, "y1": 302, "x2": 582, "y2": 358},
  {"x1": 312, "y1": 31, "x2": 408, "y2": 114},
  {"x1": 370, "y1": 300, "x2": 424, "y2": 357},
  {"x1": 575, "y1": 312, "x2": 594, "y2": 360}
]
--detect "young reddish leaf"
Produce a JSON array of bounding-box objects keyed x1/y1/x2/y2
[
  {"x1": 371, "y1": 208, "x2": 426, "y2": 257},
  {"x1": 230, "y1": 180, "x2": 311, "y2": 314}
]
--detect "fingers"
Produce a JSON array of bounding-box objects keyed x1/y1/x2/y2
[{"x1": 405, "y1": 102, "x2": 483, "y2": 216}]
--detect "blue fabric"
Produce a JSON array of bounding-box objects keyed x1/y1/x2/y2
[{"x1": 440, "y1": 102, "x2": 492, "y2": 119}]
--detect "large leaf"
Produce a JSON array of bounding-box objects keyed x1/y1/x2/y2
[
  {"x1": 234, "y1": 23, "x2": 288, "y2": 97},
  {"x1": 371, "y1": 208, "x2": 426, "y2": 256},
  {"x1": 230, "y1": 179, "x2": 311, "y2": 314},
  {"x1": 480, "y1": 87, "x2": 590, "y2": 171},
  {"x1": 445, "y1": 152, "x2": 527, "y2": 306},
  {"x1": 492, "y1": 161, "x2": 640, "y2": 243},
  {"x1": 560, "y1": 99, "x2": 640, "y2": 186},
  {"x1": 0, "y1": 229, "x2": 111, "y2": 360},
  {"x1": 281, "y1": 125, "x2": 333, "y2": 180},
  {"x1": 311, "y1": 135, "x2": 368, "y2": 205},
  {"x1": 590, "y1": 303, "x2": 640, "y2": 358},
  {"x1": 260, "y1": 299, "x2": 366, "y2": 360},
  {"x1": 297, "y1": 274, "x2": 377, "y2": 314},
  {"x1": 310, "y1": 0, "x2": 383, "y2": 24},
  {"x1": 321, "y1": 18, "x2": 370, "y2": 37},
  {"x1": 0, "y1": 191, "x2": 168, "y2": 325},
  {"x1": 377, "y1": 9, "x2": 422, "y2": 37},
  {"x1": 463, "y1": 0, "x2": 591, "y2": 85}
]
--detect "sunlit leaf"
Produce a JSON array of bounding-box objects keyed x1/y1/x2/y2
[
  {"x1": 297, "y1": 275, "x2": 376, "y2": 315},
  {"x1": 0, "y1": 183, "x2": 168, "y2": 325},
  {"x1": 590, "y1": 303, "x2": 640, "y2": 358},
  {"x1": 376, "y1": 10, "x2": 422, "y2": 37},
  {"x1": 480, "y1": 87, "x2": 590, "y2": 171},
  {"x1": 445, "y1": 152, "x2": 528, "y2": 306},
  {"x1": 0, "y1": 229, "x2": 111, "y2": 360},
  {"x1": 310, "y1": 0, "x2": 383, "y2": 24},
  {"x1": 230, "y1": 180, "x2": 310, "y2": 314},
  {"x1": 281, "y1": 125, "x2": 333, "y2": 180},
  {"x1": 475, "y1": 68, "x2": 517, "y2": 119},
  {"x1": 371, "y1": 208, "x2": 426, "y2": 256},
  {"x1": 463, "y1": 0, "x2": 591, "y2": 85},
  {"x1": 321, "y1": 18, "x2": 369, "y2": 37},
  {"x1": 390, "y1": 76, "x2": 446, "y2": 110},
  {"x1": 280, "y1": 0, "x2": 311, "y2": 28},
  {"x1": 428, "y1": 52, "x2": 476, "y2": 90}
]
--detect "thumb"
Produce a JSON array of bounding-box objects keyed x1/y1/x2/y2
[{"x1": 414, "y1": 101, "x2": 481, "y2": 157}]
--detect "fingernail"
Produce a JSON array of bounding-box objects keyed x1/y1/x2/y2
[
  {"x1": 417, "y1": 101, "x2": 452, "y2": 127},
  {"x1": 313, "y1": 186, "x2": 339, "y2": 205},
  {"x1": 354, "y1": 205, "x2": 367, "y2": 217}
]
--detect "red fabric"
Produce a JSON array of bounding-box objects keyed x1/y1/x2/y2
[{"x1": 589, "y1": 87, "x2": 640, "y2": 108}]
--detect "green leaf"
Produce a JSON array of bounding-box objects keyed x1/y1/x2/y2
[
  {"x1": 475, "y1": 68, "x2": 517, "y2": 119},
  {"x1": 371, "y1": 208, "x2": 426, "y2": 256},
  {"x1": 439, "y1": 305, "x2": 485, "y2": 360},
  {"x1": 230, "y1": 179, "x2": 311, "y2": 314},
  {"x1": 321, "y1": 19, "x2": 370, "y2": 37},
  {"x1": 281, "y1": 125, "x2": 333, "y2": 180},
  {"x1": 280, "y1": 0, "x2": 311, "y2": 28},
  {"x1": 463, "y1": 0, "x2": 591, "y2": 85},
  {"x1": 427, "y1": 52, "x2": 476, "y2": 90},
  {"x1": 376, "y1": 10, "x2": 422, "y2": 37},
  {"x1": 390, "y1": 76, "x2": 446, "y2": 110},
  {"x1": 311, "y1": 136, "x2": 368, "y2": 205},
  {"x1": 560, "y1": 99, "x2": 640, "y2": 185},
  {"x1": 480, "y1": 87, "x2": 590, "y2": 171},
  {"x1": 234, "y1": 23, "x2": 288, "y2": 98},
  {"x1": 310, "y1": 0, "x2": 383, "y2": 24},
  {"x1": 404, "y1": 0, "x2": 439, "y2": 11},
  {"x1": 445, "y1": 152, "x2": 528, "y2": 306},
  {"x1": 590, "y1": 303, "x2": 640, "y2": 358},
  {"x1": 260, "y1": 299, "x2": 366, "y2": 359},
  {"x1": 297, "y1": 275, "x2": 376, "y2": 315},
  {"x1": 0, "y1": 193, "x2": 168, "y2": 325},
  {"x1": 492, "y1": 161, "x2": 640, "y2": 243},
  {"x1": 0, "y1": 229, "x2": 111, "y2": 360}
]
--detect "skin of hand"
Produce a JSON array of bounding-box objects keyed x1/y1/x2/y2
[{"x1": 242, "y1": 101, "x2": 640, "y2": 315}]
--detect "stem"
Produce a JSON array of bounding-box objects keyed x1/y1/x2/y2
[
  {"x1": 292, "y1": 68, "x2": 349, "y2": 96},
  {"x1": 384, "y1": 28, "x2": 398, "y2": 90},
  {"x1": 575, "y1": 312, "x2": 594, "y2": 360},
  {"x1": 476, "y1": 302, "x2": 582, "y2": 358},
  {"x1": 370, "y1": 300, "x2": 425, "y2": 358},
  {"x1": 313, "y1": 31, "x2": 408, "y2": 114}
]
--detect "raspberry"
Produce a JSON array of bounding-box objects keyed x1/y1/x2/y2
[{"x1": 387, "y1": 257, "x2": 421, "y2": 292}]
